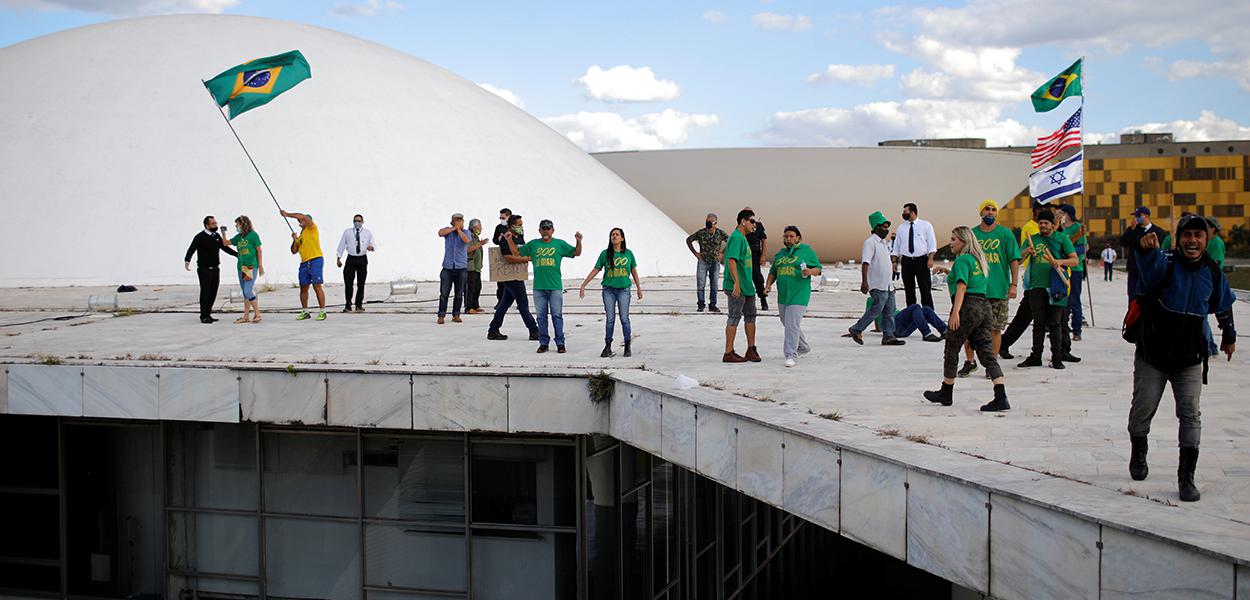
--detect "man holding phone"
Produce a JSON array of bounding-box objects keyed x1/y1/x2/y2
[{"x1": 184, "y1": 215, "x2": 237, "y2": 324}]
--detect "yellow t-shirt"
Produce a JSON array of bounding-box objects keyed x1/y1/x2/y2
[
  {"x1": 1019, "y1": 219, "x2": 1039, "y2": 269},
  {"x1": 297, "y1": 222, "x2": 323, "y2": 262}
]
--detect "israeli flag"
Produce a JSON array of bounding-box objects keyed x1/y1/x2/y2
[{"x1": 1029, "y1": 151, "x2": 1083, "y2": 204}]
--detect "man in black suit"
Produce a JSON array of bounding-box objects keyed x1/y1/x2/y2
[{"x1": 184, "y1": 215, "x2": 237, "y2": 323}]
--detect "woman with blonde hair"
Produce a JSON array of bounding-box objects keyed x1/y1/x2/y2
[
  {"x1": 222, "y1": 215, "x2": 264, "y2": 323},
  {"x1": 925, "y1": 226, "x2": 1009, "y2": 411}
]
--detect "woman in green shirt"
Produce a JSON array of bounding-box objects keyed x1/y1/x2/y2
[
  {"x1": 222, "y1": 215, "x2": 264, "y2": 324},
  {"x1": 926, "y1": 226, "x2": 1009, "y2": 411},
  {"x1": 579, "y1": 228, "x2": 643, "y2": 358}
]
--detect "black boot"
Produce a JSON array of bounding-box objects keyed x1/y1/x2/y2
[
  {"x1": 1129, "y1": 436, "x2": 1149, "y2": 481},
  {"x1": 623, "y1": 340, "x2": 632, "y2": 357},
  {"x1": 600, "y1": 342, "x2": 613, "y2": 358},
  {"x1": 529, "y1": 328, "x2": 540, "y2": 341},
  {"x1": 980, "y1": 384, "x2": 1011, "y2": 412},
  {"x1": 924, "y1": 382, "x2": 953, "y2": 406},
  {"x1": 1178, "y1": 447, "x2": 1201, "y2": 502}
]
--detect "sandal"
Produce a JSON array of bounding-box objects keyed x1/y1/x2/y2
[
  {"x1": 234, "y1": 317, "x2": 250, "y2": 324},
  {"x1": 250, "y1": 317, "x2": 262, "y2": 323}
]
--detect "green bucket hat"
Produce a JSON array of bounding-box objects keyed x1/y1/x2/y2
[{"x1": 868, "y1": 211, "x2": 890, "y2": 232}]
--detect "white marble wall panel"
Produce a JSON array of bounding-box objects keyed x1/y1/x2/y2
[
  {"x1": 158, "y1": 368, "x2": 240, "y2": 422},
  {"x1": 906, "y1": 471, "x2": 989, "y2": 593},
  {"x1": 0, "y1": 366, "x2": 8, "y2": 414},
  {"x1": 736, "y1": 420, "x2": 783, "y2": 506},
  {"x1": 695, "y1": 408, "x2": 736, "y2": 487},
  {"x1": 508, "y1": 377, "x2": 604, "y2": 434},
  {"x1": 1101, "y1": 527, "x2": 1234, "y2": 600},
  {"x1": 8, "y1": 364, "x2": 82, "y2": 416},
  {"x1": 660, "y1": 396, "x2": 696, "y2": 468},
  {"x1": 782, "y1": 434, "x2": 839, "y2": 532},
  {"x1": 840, "y1": 451, "x2": 907, "y2": 560},
  {"x1": 328, "y1": 373, "x2": 411, "y2": 429},
  {"x1": 240, "y1": 371, "x2": 326, "y2": 425},
  {"x1": 990, "y1": 494, "x2": 1099, "y2": 600},
  {"x1": 609, "y1": 385, "x2": 662, "y2": 454},
  {"x1": 412, "y1": 375, "x2": 507, "y2": 431},
  {"x1": 83, "y1": 366, "x2": 158, "y2": 419}
]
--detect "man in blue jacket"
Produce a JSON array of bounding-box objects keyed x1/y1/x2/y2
[{"x1": 1127, "y1": 214, "x2": 1236, "y2": 502}]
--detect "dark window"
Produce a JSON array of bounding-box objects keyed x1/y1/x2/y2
[
  {"x1": 1156, "y1": 205, "x2": 1172, "y2": 219},
  {"x1": 1157, "y1": 148, "x2": 1164, "y2": 154},
  {"x1": 1181, "y1": 147, "x2": 1188, "y2": 154},
  {"x1": 1089, "y1": 158, "x2": 1104, "y2": 170},
  {"x1": 1119, "y1": 182, "x2": 1127, "y2": 194},
  {"x1": 1213, "y1": 204, "x2": 1245, "y2": 218},
  {"x1": 1174, "y1": 193, "x2": 1197, "y2": 206},
  {"x1": 1204, "y1": 147, "x2": 1211, "y2": 153}
]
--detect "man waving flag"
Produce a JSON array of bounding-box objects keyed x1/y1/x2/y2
[
  {"x1": 1031, "y1": 58, "x2": 1082, "y2": 112},
  {"x1": 1031, "y1": 107, "x2": 1082, "y2": 168},
  {"x1": 204, "y1": 50, "x2": 311, "y2": 119}
]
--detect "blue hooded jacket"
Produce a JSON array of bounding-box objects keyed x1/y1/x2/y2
[{"x1": 1134, "y1": 246, "x2": 1236, "y2": 372}]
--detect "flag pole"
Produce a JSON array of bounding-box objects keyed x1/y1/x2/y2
[{"x1": 201, "y1": 80, "x2": 295, "y2": 235}]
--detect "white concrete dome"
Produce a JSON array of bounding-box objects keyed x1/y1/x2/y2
[{"x1": 0, "y1": 15, "x2": 690, "y2": 286}]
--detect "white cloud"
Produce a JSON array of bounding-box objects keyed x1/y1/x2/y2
[
  {"x1": 577, "y1": 65, "x2": 681, "y2": 103},
  {"x1": 702, "y1": 9, "x2": 726, "y2": 23},
  {"x1": 1168, "y1": 58, "x2": 1250, "y2": 92},
  {"x1": 885, "y1": 35, "x2": 1042, "y2": 102},
  {"x1": 0, "y1": 0, "x2": 236, "y2": 15},
  {"x1": 754, "y1": 99, "x2": 1046, "y2": 147},
  {"x1": 543, "y1": 109, "x2": 719, "y2": 152},
  {"x1": 330, "y1": 0, "x2": 402, "y2": 17},
  {"x1": 806, "y1": 64, "x2": 895, "y2": 85},
  {"x1": 752, "y1": 12, "x2": 812, "y2": 32},
  {"x1": 476, "y1": 83, "x2": 524, "y2": 109},
  {"x1": 1118, "y1": 111, "x2": 1250, "y2": 142}
]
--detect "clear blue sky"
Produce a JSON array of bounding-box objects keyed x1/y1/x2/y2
[{"x1": 3, "y1": 0, "x2": 1248, "y2": 151}]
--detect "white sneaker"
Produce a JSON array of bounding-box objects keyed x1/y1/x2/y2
[{"x1": 784, "y1": 358, "x2": 796, "y2": 368}]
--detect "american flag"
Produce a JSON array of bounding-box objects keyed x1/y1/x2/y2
[{"x1": 1031, "y1": 107, "x2": 1082, "y2": 169}]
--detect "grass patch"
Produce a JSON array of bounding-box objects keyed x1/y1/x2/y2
[
  {"x1": 366, "y1": 358, "x2": 382, "y2": 365},
  {"x1": 36, "y1": 354, "x2": 63, "y2": 365},
  {"x1": 587, "y1": 371, "x2": 615, "y2": 403},
  {"x1": 285, "y1": 364, "x2": 298, "y2": 375},
  {"x1": 112, "y1": 308, "x2": 138, "y2": 317},
  {"x1": 259, "y1": 282, "x2": 278, "y2": 293},
  {"x1": 818, "y1": 411, "x2": 843, "y2": 421},
  {"x1": 878, "y1": 428, "x2": 900, "y2": 438},
  {"x1": 905, "y1": 433, "x2": 931, "y2": 445},
  {"x1": 137, "y1": 353, "x2": 171, "y2": 361}
]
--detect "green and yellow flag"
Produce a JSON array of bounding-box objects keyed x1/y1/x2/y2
[
  {"x1": 204, "y1": 50, "x2": 311, "y2": 119},
  {"x1": 1031, "y1": 58, "x2": 1082, "y2": 112}
]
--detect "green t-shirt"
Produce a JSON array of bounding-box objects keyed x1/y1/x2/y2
[
  {"x1": 1062, "y1": 223, "x2": 1087, "y2": 272},
  {"x1": 722, "y1": 229, "x2": 755, "y2": 296},
  {"x1": 972, "y1": 225, "x2": 1020, "y2": 300},
  {"x1": 1207, "y1": 236, "x2": 1226, "y2": 267},
  {"x1": 769, "y1": 243, "x2": 820, "y2": 306},
  {"x1": 1025, "y1": 231, "x2": 1076, "y2": 291},
  {"x1": 470, "y1": 235, "x2": 485, "y2": 272},
  {"x1": 231, "y1": 231, "x2": 262, "y2": 269},
  {"x1": 519, "y1": 237, "x2": 576, "y2": 291},
  {"x1": 595, "y1": 248, "x2": 636, "y2": 288},
  {"x1": 947, "y1": 253, "x2": 988, "y2": 299}
]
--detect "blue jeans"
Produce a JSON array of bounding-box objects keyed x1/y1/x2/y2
[
  {"x1": 237, "y1": 270, "x2": 256, "y2": 301},
  {"x1": 1069, "y1": 270, "x2": 1084, "y2": 335},
  {"x1": 893, "y1": 304, "x2": 946, "y2": 338},
  {"x1": 851, "y1": 289, "x2": 896, "y2": 337},
  {"x1": 489, "y1": 280, "x2": 538, "y2": 333},
  {"x1": 696, "y1": 260, "x2": 720, "y2": 308},
  {"x1": 534, "y1": 289, "x2": 565, "y2": 346},
  {"x1": 602, "y1": 287, "x2": 632, "y2": 343},
  {"x1": 438, "y1": 268, "x2": 467, "y2": 317}
]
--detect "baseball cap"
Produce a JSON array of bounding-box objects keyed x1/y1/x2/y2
[
  {"x1": 1132, "y1": 206, "x2": 1151, "y2": 216},
  {"x1": 539, "y1": 219, "x2": 554, "y2": 229}
]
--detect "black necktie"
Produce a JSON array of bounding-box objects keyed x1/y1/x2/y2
[
  {"x1": 355, "y1": 229, "x2": 361, "y2": 254},
  {"x1": 908, "y1": 223, "x2": 915, "y2": 254}
]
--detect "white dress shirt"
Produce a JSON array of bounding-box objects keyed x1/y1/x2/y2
[
  {"x1": 337, "y1": 226, "x2": 376, "y2": 258},
  {"x1": 861, "y1": 235, "x2": 895, "y2": 292},
  {"x1": 1101, "y1": 248, "x2": 1117, "y2": 263},
  {"x1": 892, "y1": 218, "x2": 937, "y2": 258}
]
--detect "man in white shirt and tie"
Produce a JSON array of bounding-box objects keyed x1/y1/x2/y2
[
  {"x1": 892, "y1": 202, "x2": 938, "y2": 309},
  {"x1": 1100, "y1": 244, "x2": 1117, "y2": 281},
  {"x1": 336, "y1": 214, "x2": 376, "y2": 312}
]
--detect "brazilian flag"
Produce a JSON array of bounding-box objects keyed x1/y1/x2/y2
[
  {"x1": 204, "y1": 50, "x2": 311, "y2": 119},
  {"x1": 1031, "y1": 58, "x2": 1082, "y2": 112}
]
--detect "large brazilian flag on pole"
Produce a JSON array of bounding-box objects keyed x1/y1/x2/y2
[
  {"x1": 1031, "y1": 58, "x2": 1082, "y2": 113},
  {"x1": 204, "y1": 50, "x2": 311, "y2": 119}
]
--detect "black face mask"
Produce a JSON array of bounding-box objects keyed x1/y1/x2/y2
[
  {"x1": 706, "y1": 220, "x2": 714, "y2": 229},
  {"x1": 875, "y1": 227, "x2": 889, "y2": 239},
  {"x1": 902, "y1": 212, "x2": 910, "y2": 221}
]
